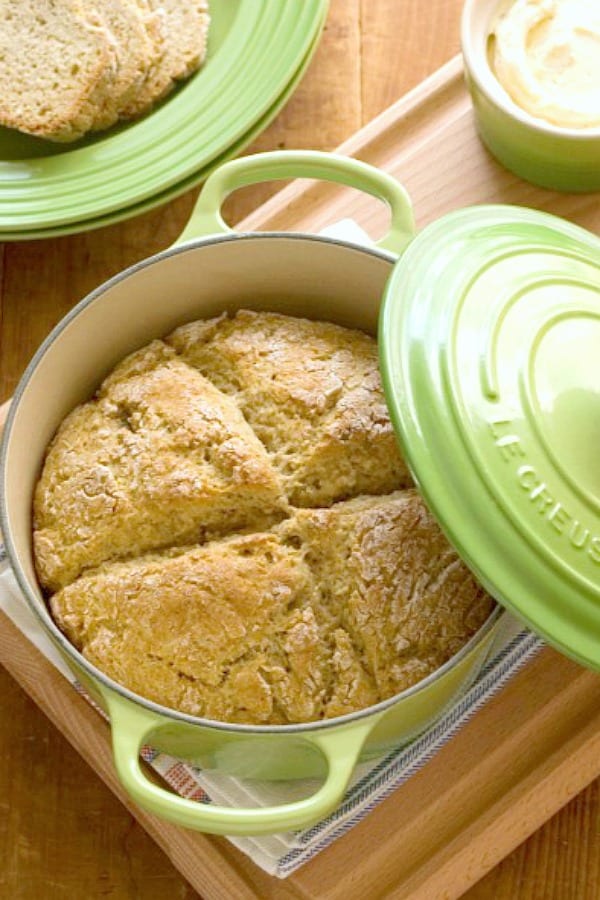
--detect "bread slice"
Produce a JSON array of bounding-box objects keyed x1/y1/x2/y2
[
  {"x1": 0, "y1": 0, "x2": 118, "y2": 142},
  {"x1": 120, "y1": 0, "x2": 210, "y2": 118},
  {"x1": 33, "y1": 340, "x2": 287, "y2": 592},
  {"x1": 167, "y1": 310, "x2": 412, "y2": 507},
  {"x1": 90, "y1": 0, "x2": 157, "y2": 131}
]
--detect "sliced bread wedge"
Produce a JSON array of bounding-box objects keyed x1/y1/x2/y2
[
  {"x1": 90, "y1": 0, "x2": 157, "y2": 131},
  {"x1": 0, "y1": 0, "x2": 116, "y2": 142},
  {"x1": 120, "y1": 0, "x2": 210, "y2": 119}
]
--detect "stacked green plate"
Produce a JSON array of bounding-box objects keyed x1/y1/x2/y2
[{"x1": 0, "y1": 0, "x2": 328, "y2": 240}]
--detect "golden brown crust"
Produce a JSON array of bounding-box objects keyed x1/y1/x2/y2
[
  {"x1": 34, "y1": 340, "x2": 287, "y2": 591},
  {"x1": 39, "y1": 312, "x2": 493, "y2": 725},
  {"x1": 281, "y1": 491, "x2": 494, "y2": 701},
  {"x1": 50, "y1": 492, "x2": 492, "y2": 725},
  {"x1": 167, "y1": 310, "x2": 412, "y2": 506},
  {"x1": 51, "y1": 533, "x2": 321, "y2": 724}
]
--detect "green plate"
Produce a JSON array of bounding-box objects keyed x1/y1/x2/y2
[
  {"x1": 0, "y1": 14, "x2": 325, "y2": 241},
  {"x1": 0, "y1": 0, "x2": 327, "y2": 233}
]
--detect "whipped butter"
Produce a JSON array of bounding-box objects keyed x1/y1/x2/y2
[{"x1": 490, "y1": 0, "x2": 600, "y2": 128}]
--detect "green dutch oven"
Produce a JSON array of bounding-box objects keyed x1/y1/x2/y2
[{"x1": 1, "y1": 150, "x2": 599, "y2": 836}]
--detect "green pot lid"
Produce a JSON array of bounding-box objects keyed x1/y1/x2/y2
[
  {"x1": 0, "y1": 0, "x2": 327, "y2": 233},
  {"x1": 380, "y1": 205, "x2": 600, "y2": 669}
]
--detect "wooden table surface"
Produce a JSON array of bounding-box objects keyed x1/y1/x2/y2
[{"x1": 1, "y1": 2, "x2": 598, "y2": 897}]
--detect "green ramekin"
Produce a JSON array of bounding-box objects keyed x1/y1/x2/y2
[{"x1": 461, "y1": 0, "x2": 600, "y2": 193}]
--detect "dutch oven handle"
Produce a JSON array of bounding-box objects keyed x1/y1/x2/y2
[
  {"x1": 174, "y1": 150, "x2": 415, "y2": 256},
  {"x1": 103, "y1": 689, "x2": 383, "y2": 836}
]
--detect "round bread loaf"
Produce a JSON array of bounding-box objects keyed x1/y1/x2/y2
[{"x1": 36, "y1": 311, "x2": 494, "y2": 724}]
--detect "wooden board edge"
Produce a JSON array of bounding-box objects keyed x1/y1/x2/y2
[
  {"x1": 237, "y1": 55, "x2": 464, "y2": 233},
  {"x1": 398, "y1": 700, "x2": 600, "y2": 898},
  {"x1": 282, "y1": 648, "x2": 600, "y2": 900}
]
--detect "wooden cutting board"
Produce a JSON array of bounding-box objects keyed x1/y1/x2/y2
[{"x1": 2, "y1": 56, "x2": 600, "y2": 900}]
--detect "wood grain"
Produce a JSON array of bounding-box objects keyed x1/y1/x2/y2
[{"x1": 1, "y1": 1, "x2": 600, "y2": 898}]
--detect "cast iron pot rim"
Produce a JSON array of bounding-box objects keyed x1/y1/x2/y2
[{"x1": 0, "y1": 231, "x2": 503, "y2": 736}]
